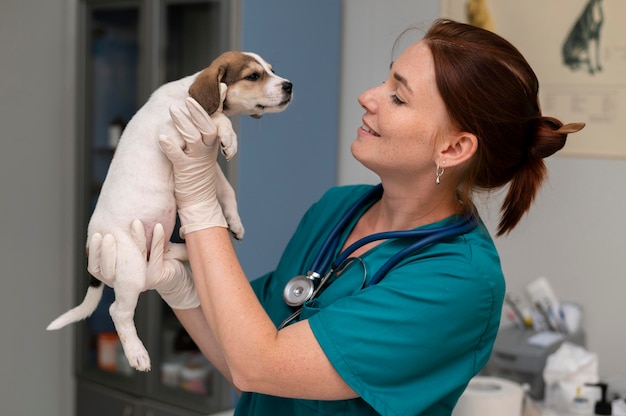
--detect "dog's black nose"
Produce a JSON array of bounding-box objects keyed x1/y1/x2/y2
[{"x1": 282, "y1": 81, "x2": 293, "y2": 95}]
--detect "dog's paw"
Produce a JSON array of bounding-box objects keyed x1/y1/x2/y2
[
  {"x1": 125, "y1": 344, "x2": 152, "y2": 372},
  {"x1": 219, "y1": 129, "x2": 238, "y2": 161},
  {"x1": 118, "y1": 336, "x2": 151, "y2": 371},
  {"x1": 226, "y1": 215, "x2": 245, "y2": 240},
  {"x1": 211, "y1": 111, "x2": 238, "y2": 160}
]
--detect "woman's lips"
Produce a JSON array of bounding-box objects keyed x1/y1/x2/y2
[{"x1": 360, "y1": 123, "x2": 380, "y2": 137}]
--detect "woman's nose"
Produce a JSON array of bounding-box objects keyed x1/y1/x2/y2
[{"x1": 358, "y1": 86, "x2": 378, "y2": 112}]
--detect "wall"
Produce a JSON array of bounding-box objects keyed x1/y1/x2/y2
[
  {"x1": 235, "y1": 0, "x2": 342, "y2": 278},
  {"x1": 0, "y1": 0, "x2": 75, "y2": 415},
  {"x1": 338, "y1": 0, "x2": 626, "y2": 385},
  {"x1": 486, "y1": 157, "x2": 626, "y2": 386}
]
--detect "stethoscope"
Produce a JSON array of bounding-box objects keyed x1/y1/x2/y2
[{"x1": 280, "y1": 184, "x2": 478, "y2": 328}]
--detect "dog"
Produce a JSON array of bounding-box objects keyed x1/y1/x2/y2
[
  {"x1": 562, "y1": 0, "x2": 604, "y2": 75},
  {"x1": 47, "y1": 51, "x2": 293, "y2": 371}
]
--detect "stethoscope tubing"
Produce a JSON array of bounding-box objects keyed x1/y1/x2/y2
[
  {"x1": 310, "y1": 184, "x2": 383, "y2": 273},
  {"x1": 365, "y1": 213, "x2": 477, "y2": 287},
  {"x1": 312, "y1": 183, "x2": 478, "y2": 285}
]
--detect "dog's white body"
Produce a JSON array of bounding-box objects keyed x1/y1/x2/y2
[
  {"x1": 95, "y1": 76, "x2": 211, "y2": 252},
  {"x1": 47, "y1": 51, "x2": 292, "y2": 371}
]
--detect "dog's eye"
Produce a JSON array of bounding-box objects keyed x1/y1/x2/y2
[{"x1": 245, "y1": 73, "x2": 261, "y2": 81}]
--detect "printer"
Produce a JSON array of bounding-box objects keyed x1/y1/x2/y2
[{"x1": 482, "y1": 326, "x2": 585, "y2": 400}]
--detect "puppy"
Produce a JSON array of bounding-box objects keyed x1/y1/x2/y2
[{"x1": 47, "y1": 51, "x2": 293, "y2": 371}]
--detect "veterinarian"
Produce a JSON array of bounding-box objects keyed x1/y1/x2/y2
[{"x1": 91, "y1": 19, "x2": 584, "y2": 415}]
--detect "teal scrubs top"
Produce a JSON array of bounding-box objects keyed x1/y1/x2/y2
[{"x1": 235, "y1": 185, "x2": 505, "y2": 416}]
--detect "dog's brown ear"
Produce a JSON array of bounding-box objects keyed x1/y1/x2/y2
[{"x1": 189, "y1": 58, "x2": 229, "y2": 115}]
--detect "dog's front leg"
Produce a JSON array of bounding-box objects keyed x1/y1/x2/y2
[
  {"x1": 215, "y1": 164, "x2": 244, "y2": 240},
  {"x1": 212, "y1": 111, "x2": 238, "y2": 160}
]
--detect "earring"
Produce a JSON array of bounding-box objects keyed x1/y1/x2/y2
[{"x1": 435, "y1": 162, "x2": 445, "y2": 185}]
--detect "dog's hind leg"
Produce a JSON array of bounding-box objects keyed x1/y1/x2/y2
[{"x1": 109, "y1": 241, "x2": 151, "y2": 371}]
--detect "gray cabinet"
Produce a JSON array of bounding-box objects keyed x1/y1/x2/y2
[
  {"x1": 77, "y1": 381, "x2": 142, "y2": 416},
  {"x1": 77, "y1": 381, "x2": 224, "y2": 416},
  {"x1": 75, "y1": 0, "x2": 234, "y2": 414}
]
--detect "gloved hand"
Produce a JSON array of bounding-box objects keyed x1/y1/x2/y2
[
  {"x1": 86, "y1": 220, "x2": 200, "y2": 309},
  {"x1": 131, "y1": 220, "x2": 200, "y2": 309},
  {"x1": 159, "y1": 95, "x2": 228, "y2": 237}
]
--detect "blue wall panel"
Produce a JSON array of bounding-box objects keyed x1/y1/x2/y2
[{"x1": 236, "y1": 0, "x2": 342, "y2": 278}]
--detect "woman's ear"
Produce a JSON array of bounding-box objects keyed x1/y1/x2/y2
[{"x1": 438, "y1": 132, "x2": 478, "y2": 167}]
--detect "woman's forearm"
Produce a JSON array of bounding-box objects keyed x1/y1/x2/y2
[
  {"x1": 183, "y1": 227, "x2": 356, "y2": 399},
  {"x1": 172, "y1": 306, "x2": 235, "y2": 388},
  {"x1": 184, "y1": 228, "x2": 278, "y2": 381}
]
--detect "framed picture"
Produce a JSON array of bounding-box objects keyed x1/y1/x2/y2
[{"x1": 440, "y1": 0, "x2": 626, "y2": 159}]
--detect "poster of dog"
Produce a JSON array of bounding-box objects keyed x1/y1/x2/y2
[{"x1": 441, "y1": 0, "x2": 626, "y2": 159}]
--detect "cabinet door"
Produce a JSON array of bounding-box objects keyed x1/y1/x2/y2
[
  {"x1": 76, "y1": 0, "x2": 235, "y2": 413},
  {"x1": 76, "y1": 0, "x2": 146, "y2": 395},
  {"x1": 144, "y1": 398, "x2": 231, "y2": 416},
  {"x1": 146, "y1": 2, "x2": 236, "y2": 413},
  {"x1": 157, "y1": 0, "x2": 230, "y2": 85},
  {"x1": 77, "y1": 381, "x2": 142, "y2": 416}
]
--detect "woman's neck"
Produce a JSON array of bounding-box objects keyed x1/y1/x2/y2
[
  {"x1": 370, "y1": 184, "x2": 460, "y2": 230},
  {"x1": 341, "y1": 184, "x2": 461, "y2": 256}
]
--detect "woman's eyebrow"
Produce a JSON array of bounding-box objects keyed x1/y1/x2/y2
[{"x1": 393, "y1": 72, "x2": 413, "y2": 94}]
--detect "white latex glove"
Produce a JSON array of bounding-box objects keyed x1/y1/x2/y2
[
  {"x1": 87, "y1": 221, "x2": 200, "y2": 309},
  {"x1": 159, "y1": 96, "x2": 228, "y2": 237},
  {"x1": 131, "y1": 220, "x2": 200, "y2": 309}
]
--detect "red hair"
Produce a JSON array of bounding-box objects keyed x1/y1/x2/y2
[{"x1": 423, "y1": 19, "x2": 584, "y2": 235}]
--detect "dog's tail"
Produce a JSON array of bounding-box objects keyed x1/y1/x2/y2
[{"x1": 46, "y1": 276, "x2": 104, "y2": 330}]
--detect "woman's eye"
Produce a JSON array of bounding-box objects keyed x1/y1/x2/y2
[
  {"x1": 245, "y1": 73, "x2": 261, "y2": 81},
  {"x1": 391, "y1": 94, "x2": 405, "y2": 105}
]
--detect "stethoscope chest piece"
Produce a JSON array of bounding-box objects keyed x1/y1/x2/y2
[{"x1": 283, "y1": 272, "x2": 320, "y2": 307}]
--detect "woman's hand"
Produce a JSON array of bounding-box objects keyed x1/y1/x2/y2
[
  {"x1": 159, "y1": 96, "x2": 228, "y2": 236},
  {"x1": 131, "y1": 220, "x2": 200, "y2": 309},
  {"x1": 87, "y1": 221, "x2": 200, "y2": 309}
]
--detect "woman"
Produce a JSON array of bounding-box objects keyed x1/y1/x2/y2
[{"x1": 93, "y1": 19, "x2": 584, "y2": 415}]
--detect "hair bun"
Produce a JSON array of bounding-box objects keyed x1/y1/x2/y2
[{"x1": 531, "y1": 118, "x2": 585, "y2": 159}]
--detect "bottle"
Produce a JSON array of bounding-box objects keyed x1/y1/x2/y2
[
  {"x1": 570, "y1": 386, "x2": 593, "y2": 415},
  {"x1": 97, "y1": 332, "x2": 118, "y2": 372},
  {"x1": 586, "y1": 382, "x2": 613, "y2": 415},
  {"x1": 108, "y1": 117, "x2": 125, "y2": 149}
]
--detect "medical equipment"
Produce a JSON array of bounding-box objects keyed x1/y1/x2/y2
[
  {"x1": 280, "y1": 184, "x2": 478, "y2": 329},
  {"x1": 483, "y1": 326, "x2": 586, "y2": 400}
]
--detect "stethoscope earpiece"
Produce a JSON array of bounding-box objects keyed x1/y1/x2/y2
[{"x1": 283, "y1": 272, "x2": 319, "y2": 307}]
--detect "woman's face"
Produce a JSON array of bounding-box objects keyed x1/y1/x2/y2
[{"x1": 353, "y1": 41, "x2": 454, "y2": 184}]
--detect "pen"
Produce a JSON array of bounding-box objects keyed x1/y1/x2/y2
[
  {"x1": 506, "y1": 310, "x2": 521, "y2": 328},
  {"x1": 505, "y1": 294, "x2": 529, "y2": 329},
  {"x1": 535, "y1": 302, "x2": 557, "y2": 332}
]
